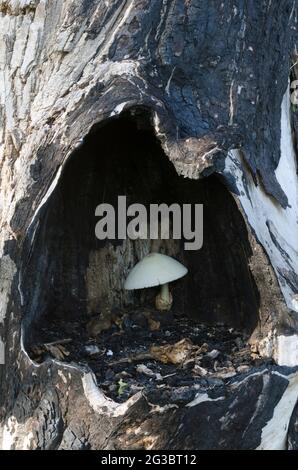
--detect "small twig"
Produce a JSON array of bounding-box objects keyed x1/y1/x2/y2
[
  {"x1": 109, "y1": 352, "x2": 152, "y2": 366},
  {"x1": 162, "y1": 372, "x2": 177, "y2": 379},
  {"x1": 43, "y1": 338, "x2": 72, "y2": 347}
]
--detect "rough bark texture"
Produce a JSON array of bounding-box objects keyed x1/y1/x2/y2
[{"x1": 0, "y1": 0, "x2": 298, "y2": 450}]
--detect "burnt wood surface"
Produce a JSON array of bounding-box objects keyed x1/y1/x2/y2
[{"x1": 0, "y1": 0, "x2": 298, "y2": 450}]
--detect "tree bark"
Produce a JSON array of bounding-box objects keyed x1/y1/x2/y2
[{"x1": 0, "y1": 0, "x2": 298, "y2": 450}]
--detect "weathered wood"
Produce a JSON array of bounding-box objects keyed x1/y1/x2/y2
[{"x1": 0, "y1": 0, "x2": 298, "y2": 450}]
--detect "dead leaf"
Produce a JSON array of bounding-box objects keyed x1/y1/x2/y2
[
  {"x1": 44, "y1": 343, "x2": 70, "y2": 360},
  {"x1": 150, "y1": 338, "x2": 198, "y2": 365},
  {"x1": 30, "y1": 339, "x2": 71, "y2": 361}
]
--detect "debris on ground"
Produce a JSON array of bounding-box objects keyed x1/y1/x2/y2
[
  {"x1": 136, "y1": 364, "x2": 163, "y2": 381},
  {"x1": 206, "y1": 349, "x2": 220, "y2": 359},
  {"x1": 147, "y1": 317, "x2": 161, "y2": 332},
  {"x1": 192, "y1": 364, "x2": 208, "y2": 376},
  {"x1": 150, "y1": 338, "x2": 199, "y2": 365},
  {"x1": 29, "y1": 308, "x2": 273, "y2": 404},
  {"x1": 85, "y1": 344, "x2": 101, "y2": 356},
  {"x1": 30, "y1": 338, "x2": 71, "y2": 361}
]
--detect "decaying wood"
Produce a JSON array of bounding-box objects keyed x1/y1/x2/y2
[{"x1": 0, "y1": 0, "x2": 298, "y2": 450}]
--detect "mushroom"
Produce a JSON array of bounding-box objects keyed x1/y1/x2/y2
[{"x1": 124, "y1": 253, "x2": 188, "y2": 311}]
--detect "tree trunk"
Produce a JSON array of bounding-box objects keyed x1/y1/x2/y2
[{"x1": 1, "y1": 0, "x2": 298, "y2": 450}]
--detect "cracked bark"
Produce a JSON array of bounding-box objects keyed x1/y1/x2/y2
[{"x1": 0, "y1": 0, "x2": 298, "y2": 450}]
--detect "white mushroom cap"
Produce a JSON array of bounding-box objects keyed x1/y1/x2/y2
[{"x1": 124, "y1": 253, "x2": 188, "y2": 290}]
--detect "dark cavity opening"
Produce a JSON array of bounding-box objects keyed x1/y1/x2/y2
[{"x1": 23, "y1": 110, "x2": 260, "y2": 362}]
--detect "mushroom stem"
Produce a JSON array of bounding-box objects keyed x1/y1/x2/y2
[
  {"x1": 160, "y1": 283, "x2": 170, "y2": 303},
  {"x1": 155, "y1": 282, "x2": 173, "y2": 311}
]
